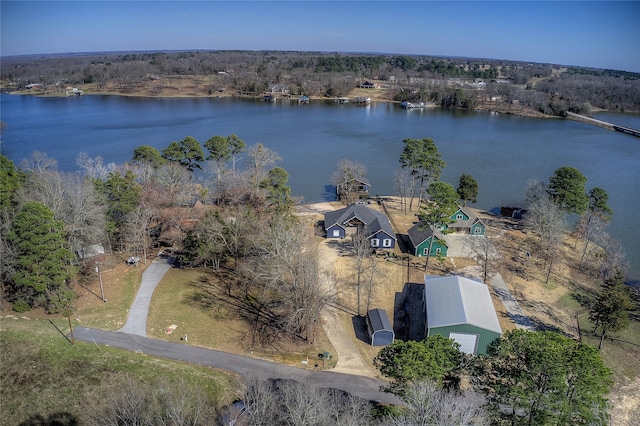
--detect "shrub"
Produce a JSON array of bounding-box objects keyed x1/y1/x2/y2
[{"x1": 12, "y1": 298, "x2": 31, "y2": 313}]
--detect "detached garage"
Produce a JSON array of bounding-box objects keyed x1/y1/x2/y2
[
  {"x1": 424, "y1": 275, "x2": 502, "y2": 355},
  {"x1": 366, "y1": 308, "x2": 395, "y2": 346}
]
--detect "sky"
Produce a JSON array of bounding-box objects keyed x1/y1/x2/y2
[{"x1": 2, "y1": 1, "x2": 639, "y2": 73}]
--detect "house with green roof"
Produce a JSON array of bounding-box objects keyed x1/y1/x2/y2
[{"x1": 424, "y1": 275, "x2": 502, "y2": 355}]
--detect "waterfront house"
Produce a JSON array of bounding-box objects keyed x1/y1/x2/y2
[
  {"x1": 424, "y1": 275, "x2": 502, "y2": 355},
  {"x1": 336, "y1": 176, "x2": 370, "y2": 201},
  {"x1": 447, "y1": 206, "x2": 486, "y2": 235},
  {"x1": 324, "y1": 203, "x2": 396, "y2": 250},
  {"x1": 407, "y1": 223, "x2": 448, "y2": 257}
]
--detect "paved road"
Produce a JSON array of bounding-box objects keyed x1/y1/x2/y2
[
  {"x1": 74, "y1": 327, "x2": 401, "y2": 405},
  {"x1": 118, "y1": 255, "x2": 173, "y2": 336}
]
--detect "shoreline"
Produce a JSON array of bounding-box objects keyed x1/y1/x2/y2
[
  {"x1": 1, "y1": 86, "x2": 563, "y2": 120},
  {"x1": 4, "y1": 78, "x2": 633, "y2": 119}
]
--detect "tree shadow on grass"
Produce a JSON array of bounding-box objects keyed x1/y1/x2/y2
[{"x1": 19, "y1": 412, "x2": 79, "y2": 426}]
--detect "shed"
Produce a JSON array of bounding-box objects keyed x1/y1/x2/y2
[
  {"x1": 366, "y1": 308, "x2": 394, "y2": 346},
  {"x1": 424, "y1": 275, "x2": 502, "y2": 355}
]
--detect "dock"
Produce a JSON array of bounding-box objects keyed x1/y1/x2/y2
[
  {"x1": 335, "y1": 97, "x2": 370, "y2": 105},
  {"x1": 352, "y1": 97, "x2": 371, "y2": 105},
  {"x1": 401, "y1": 101, "x2": 425, "y2": 109}
]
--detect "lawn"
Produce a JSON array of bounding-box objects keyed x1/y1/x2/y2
[
  {"x1": 146, "y1": 266, "x2": 337, "y2": 369},
  {"x1": 74, "y1": 260, "x2": 143, "y2": 330}
]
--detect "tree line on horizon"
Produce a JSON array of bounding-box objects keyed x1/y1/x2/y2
[{"x1": 2, "y1": 50, "x2": 639, "y2": 115}]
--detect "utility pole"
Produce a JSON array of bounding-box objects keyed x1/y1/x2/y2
[{"x1": 95, "y1": 264, "x2": 106, "y2": 302}]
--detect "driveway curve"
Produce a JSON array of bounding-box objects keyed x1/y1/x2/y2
[
  {"x1": 74, "y1": 327, "x2": 401, "y2": 405},
  {"x1": 317, "y1": 241, "x2": 379, "y2": 377}
]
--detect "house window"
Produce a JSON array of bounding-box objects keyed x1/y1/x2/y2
[
  {"x1": 474, "y1": 227, "x2": 482, "y2": 234},
  {"x1": 456, "y1": 214, "x2": 464, "y2": 220},
  {"x1": 332, "y1": 229, "x2": 340, "y2": 237},
  {"x1": 435, "y1": 248, "x2": 442, "y2": 255},
  {"x1": 422, "y1": 248, "x2": 429, "y2": 256},
  {"x1": 371, "y1": 239, "x2": 380, "y2": 247},
  {"x1": 383, "y1": 239, "x2": 392, "y2": 247}
]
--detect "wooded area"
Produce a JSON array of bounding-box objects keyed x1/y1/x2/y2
[{"x1": 2, "y1": 50, "x2": 639, "y2": 115}]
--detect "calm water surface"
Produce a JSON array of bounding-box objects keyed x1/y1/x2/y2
[{"x1": 1, "y1": 94, "x2": 639, "y2": 283}]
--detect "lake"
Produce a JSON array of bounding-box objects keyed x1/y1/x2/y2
[{"x1": 1, "y1": 93, "x2": 639, "y2": 284}]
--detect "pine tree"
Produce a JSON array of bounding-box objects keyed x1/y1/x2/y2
[
  {"x1": 589, "y1": 268, "x2": 632, "y2": 350},
  {"x1": 8, "y1": 201, "x2": 75, "y2": 309}
]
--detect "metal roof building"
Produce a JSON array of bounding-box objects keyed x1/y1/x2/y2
[{"x1": 424, "y1": 275, "x2": 502, "y2": 355}]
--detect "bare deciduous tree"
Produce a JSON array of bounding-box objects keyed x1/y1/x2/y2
[
  {"x1": 247, "y1": 218, "x2": 334, "y2": 343},
  {"x1": 20, "y1": 150, "x2": 58, "y2": 173},
  {"x1": 524, "y1": 183, "x2": 566, "y2": 249},
  {"x1": 123, "y1": 205, "x2": 154, "y2": 264},
  {"x1": 385, "y1": 380, "x2": 487, "y2": 426},
  {"x1": 153, "y1": 161, "x2": 194, "y2": 205},
  {"x1": 242, "y1": 377, "x2": 375, "y2": 426},
  {"x1": 244, "y1": 143, "x2": 281, "y2": 188},
  {"x1": 351, "y1": 226, "x2": 370, "y2": 316},
  {"x1": 86, "y1": 376, "x2": 214, "y2": 426},
  {"x1": 76, "y1": 151, "x2": 115, "y2": 180},
  {"x1": 466, "y1": 235, "x2": 500, "y2": 284},
  {"x1": 331, "y1": 158, "x2": 367, "y2": 204},
  {"x1": 16, "y1": 170, "x2": 107, "y2": 253},
  {"x1": 393, "y1": 167, "x2": 416, "y2": 214},
  {"x1": 597, "y1": 233, "x2": 628, "y2": 281},
  {"x1": 576, "y1": 212, "x2": 608, "y2": 271}
]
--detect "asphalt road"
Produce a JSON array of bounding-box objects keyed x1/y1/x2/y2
[{"x1": 74, "y1": 326, "x2": 402, "y2": 405}]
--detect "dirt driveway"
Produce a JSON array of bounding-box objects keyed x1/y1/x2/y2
[{"x1": 317, "y1": 240, "x2": 379, "y2": 378}]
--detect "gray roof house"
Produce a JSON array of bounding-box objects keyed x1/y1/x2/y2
[
  {"x1": 407, "y1": 223, "x2": 449, "y2": 257},
  {"x1": 424, "y1": 275, "x2": 502, "y2": 355},
  {"x1": 324, "y1": 204, "x2": 396, "y2": 250},
  {"x1": 447, "y1": 206, "x2": 486, "y2": 235}
]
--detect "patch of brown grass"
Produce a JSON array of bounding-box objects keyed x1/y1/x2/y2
[
  {"x1": 146, "y1": 266, "x2": 336, "y2": 370},
  {"x1": 74, "y1": 257, "x2": 143, "y2": 330}
]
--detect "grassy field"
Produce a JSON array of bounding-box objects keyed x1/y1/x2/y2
[
  {"x1": 74, "y1": 260, "x2": 143, "y2": 330},
  {"x1": 146, "y1": 266, "x2": 338, "y2": 369},
  {"x1": 0, "y1": 316, "x2": 241, "y2": 425}
]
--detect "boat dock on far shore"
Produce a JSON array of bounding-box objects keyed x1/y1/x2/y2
[{"x1": 401, "y1": 101, "x2": 438, "y2": 109}]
